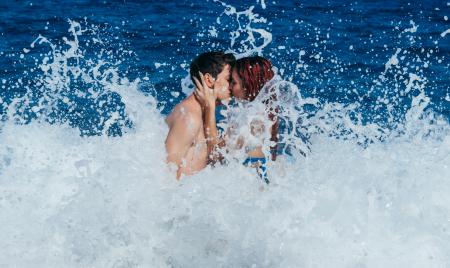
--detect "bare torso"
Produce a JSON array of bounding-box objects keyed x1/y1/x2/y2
[{"x1": 166, "y1": 96, "x2": 208, "y2": 175}]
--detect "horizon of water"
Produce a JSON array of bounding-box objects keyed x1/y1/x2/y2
[{"x1": 1, "y1": 1, "x2": 450, "y2": 267}]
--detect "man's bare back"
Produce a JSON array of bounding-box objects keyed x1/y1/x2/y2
[{"x1": 165, "y1": 95, "x2": 208, "y2": 179}]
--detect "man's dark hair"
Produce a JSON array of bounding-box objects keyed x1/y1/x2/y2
[{"x1": 190, "y1": 51, "x2": 235, "y2": 84}]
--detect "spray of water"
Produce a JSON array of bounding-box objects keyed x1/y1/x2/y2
[{"x1": 214, "y1": 0, "x2": 272, "y2": 58}]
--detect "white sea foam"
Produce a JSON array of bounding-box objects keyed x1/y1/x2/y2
[
  {"x1": 257, "y1": 0, "x2": 266, "y2": 9},
  {"x1": 441, "y1": 28, "x2": 450, "y2": 37},
  {"x1": 402, "y1": 20, "x2": 418, "y2": 34},
  {"x1": 1, "y1": 92, "x2": 450, "y2": 267},
  {"x1": 384, "y1": 48, "x2": 401, "y2": 73}
]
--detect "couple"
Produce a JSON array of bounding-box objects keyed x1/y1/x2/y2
[{"x1": 165, "y1": 51, "x2": 278, "y2": 182}]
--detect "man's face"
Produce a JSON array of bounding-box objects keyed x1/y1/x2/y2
[{"x1": 213, "y1": 64, "x2": 232, "y2": 101}]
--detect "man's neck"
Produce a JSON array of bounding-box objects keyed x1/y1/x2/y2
[{"x1": 186, "y1": 93, "x2": 202, "y2": 113}]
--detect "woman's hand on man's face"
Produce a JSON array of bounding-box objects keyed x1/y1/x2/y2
[{"x1": 193, "y1": 72, "x2": 217, "y2": 109}]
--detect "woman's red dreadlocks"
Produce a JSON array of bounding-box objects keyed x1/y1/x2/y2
[{"x1": 235, "y1": 56, "x2": 279, "y2": 160}]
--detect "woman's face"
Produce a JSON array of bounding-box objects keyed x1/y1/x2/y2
[{"x1": 230, "y1": 69, "x2": 246, "y2": 100}]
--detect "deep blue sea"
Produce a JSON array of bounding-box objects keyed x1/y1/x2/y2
[
  {"x1": 1, "y1": 1, "x2": 450, "y2": 267},
  {"x1": 1, "y1": 0, "x2": 449, "y2": 135}
]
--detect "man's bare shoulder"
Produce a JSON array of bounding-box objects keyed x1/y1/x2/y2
[{"x1": 166, "y1": 98, "x2": 202, "y2": 130}]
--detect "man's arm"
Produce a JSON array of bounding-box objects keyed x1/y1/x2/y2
[{"x1": 165, "y1": 115, "x2": 200, "y2": 179}]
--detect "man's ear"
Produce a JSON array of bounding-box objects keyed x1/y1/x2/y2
[{"x1": 203, "y1": 73, "x2": 215, "y2": 88}]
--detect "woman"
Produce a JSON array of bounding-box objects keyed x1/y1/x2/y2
[{"x1": 194, "y1": 56, "x2": 278, "y2": 184}]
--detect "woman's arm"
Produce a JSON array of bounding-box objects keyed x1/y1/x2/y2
[
  {"x1": 193, "y1": 73, "x2": 225, "y2": 165},
  {"x1": 203, "y1": 103, "x2": 225, "y2": 164}
]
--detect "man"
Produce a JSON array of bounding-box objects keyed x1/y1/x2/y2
[{"x1": 165, "y1": 51, "x2": 235, "y2": 179}]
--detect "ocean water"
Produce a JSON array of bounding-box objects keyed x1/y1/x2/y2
[{"x1": 1, "y1": 0, "x2": 450, "y2": 267}]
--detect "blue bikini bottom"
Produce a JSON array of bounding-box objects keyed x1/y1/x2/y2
[{"x1": 243, "y1": 157, "x2": 269, "y2": 184}]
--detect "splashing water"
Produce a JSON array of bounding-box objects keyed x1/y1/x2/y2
[
  {"x1": 214, "y1": 0, "x2": 272, "y2": 58},
  {"x1": 2, "y1": 19, "x2": 137, "y2": 136},
  {"x1": 1, "y1": 1, "x2": 450, "y2": 267}
]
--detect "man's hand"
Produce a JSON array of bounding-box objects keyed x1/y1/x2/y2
[{"x1": 193, "y1": 72, "x2": 217, "y2": 109}]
